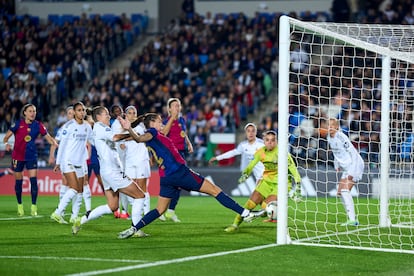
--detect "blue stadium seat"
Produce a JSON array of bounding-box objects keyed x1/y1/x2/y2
[
  {"x1": 133, "y1": 25, "x2": 141, "y2": 36},
  {"x1": 2, "y1": 67, "x2": 11, "y2": 79},
  {"x1": 102, "y1": 14, "x2": 117, "y2": 26},
  {"x1": 199, "y1": 54, "x2": 208, "y2": 65},
  {"x1": 131, "y1": 13, "x2": 143, "y2": 24},
  {"x1": 48, "y1": 14, "x2": 60, "y2": 25},
  {"x1": 61, "y1": 15, "x2": 75, "y2": 25},
  {"x1": 31, "y1": 16, "x2": 40, "y2": 26}
]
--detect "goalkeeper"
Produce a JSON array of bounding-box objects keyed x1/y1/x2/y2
[{"x1": 224, "y1": 130, "x2": 302, "y2": 232}]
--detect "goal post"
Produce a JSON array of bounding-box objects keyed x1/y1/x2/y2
[{"x1": 278, "y1": 15, "x2": 414, "y2": 253}]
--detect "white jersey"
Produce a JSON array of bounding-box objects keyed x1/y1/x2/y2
[
  {"x1": 124, "y1": 122, "x2": 150, "y2": 164},
  {"x1": 216, "y1": 138, "x2": 265, "y2": 180},
  {"x1": 111, "y1": 119, "x2": 127, "y2": 164},
  {"x1": 93, "y1": 122, "x2": 132, "y2": 191},
  {"x1": 93, "y1": 122, "x2": 124, "y2": 172},
  {"x1": 327, "y1": 131, "x2": 364, "y2": 172},
  {"x1": 56, "y1": 119, "x2": 92, "y2": 166}
]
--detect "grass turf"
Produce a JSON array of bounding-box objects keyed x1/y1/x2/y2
[{"x1": 0, "y1": 195, "x2": 413, "y2": 275}]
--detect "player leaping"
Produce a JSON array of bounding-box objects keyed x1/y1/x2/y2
[{"x1": 115, "y1": 113, "x2": 265, "y2": 239}]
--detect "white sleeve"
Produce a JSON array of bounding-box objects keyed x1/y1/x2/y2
[{"x1": 216, "y1": 143, "x2": 243, "y2": 160}]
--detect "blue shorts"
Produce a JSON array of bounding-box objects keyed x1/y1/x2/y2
[
  {"x1": 159, "y1": 165, "x2": 204, "y2": 198},
  {"x1": 88, "y1": 163, "x2": 100, "y2": 177},
  {"x1": 12, "y1": 159, "x2": 37, "y2": 172}
]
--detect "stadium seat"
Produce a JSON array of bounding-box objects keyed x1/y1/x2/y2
[
  {"x1": 131, "y1": 13, "x2": 142, "y2": 24},
  {"x1": 102, "y1": 14, "x2": 117, "y2": 26},
  {"x1": 61, "y1": 15, "x2": 75, "y2": 25},
  {"x1": 199, "y1": 54, "x2": 208, "y2": 65},
  {"x1": 133, "y1": 25, "x2": 141, "y2": 36},
  {"x1": 31, "y1": 16, "x2": 40, "y2": 26},
  {"x1": 2, "y1": 67, "x2": 11, "y2": 79},
  {"x1": 47, "y1": 14, "x2": 60, "y2": 25}
]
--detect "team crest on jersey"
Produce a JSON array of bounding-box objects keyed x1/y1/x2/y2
[
  {"x1": 24, "y1": 135, "x2": 31, "y2": 142},
  {"x1": 180, "y1": 130, "x2": 185, "y2": 137}
]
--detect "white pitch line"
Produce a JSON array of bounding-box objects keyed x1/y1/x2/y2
[
  {"x1": 0, "y1": 216, "x2": 44, "y2": 221},
  {"x1": 0, "y1": 256, "x2": 146, "y2": 263},
  {"x1": 66, "y1": 243, "x2": 278, "y2": 276}
]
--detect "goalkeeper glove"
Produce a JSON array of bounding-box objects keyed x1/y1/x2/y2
[
  {"x1": 290, "y1": 184, "x2": 302, "y2": 203},
  {"x1": 238, "y1": 173, "x2": 249, "y2": 183}
]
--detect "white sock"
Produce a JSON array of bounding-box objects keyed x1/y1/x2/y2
[
  {"x1": 81, "y1": 204, "x2": 112, "y2": 225},
  {"x1": 58, "y1": 184, "x2": 69, "y2": 216},
  {"x1": 56, "y1": 188, "x2": 77, "y2": 215},
  {"x1": 143, "y1": 192, "x2": 150, "y2": 215},
  {"x1": 71, "y1": 193, "x2": 83, "y2": 219},
  {"x1": 131, "y1": 198, "x2": 145, "y2": 225},
  {"x1": 59, "y1": 184, "x2": 68, "y2": 202},
  {"x1": 341, "y1": 189, "x2": 356, "y2": 221},
  {"x1": 241, "y1": 209, "x2": 249, "y2": 217},
  {"x1": 83, "y1": 184, "x2": 92, "y2": 212},
  {"x1": 120, "y1": 193, "x2": 129, "y2": 214}
]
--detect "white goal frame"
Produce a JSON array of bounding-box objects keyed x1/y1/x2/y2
[{"x1": 277, "y1": 15, "x2": 414, "y2": 254}]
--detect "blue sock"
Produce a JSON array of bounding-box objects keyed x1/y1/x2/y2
[
  {"x1": 15, "y1": 179, "x2": 23, "y2": 204},
  {"x1": 134, "y1": 209, "x2": 160, "y2": 230},
  {"x1": 168, "y1": 190, "x2": 180, "y2": 210},
  {"x1": 215, "y1": 191, "x2": 244, "y2": 215},
  {"x1": 30, "y1": 177, "x2": 38, "y2": 204}
]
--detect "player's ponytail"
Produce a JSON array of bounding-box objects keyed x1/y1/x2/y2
[{"x1": 131, "y1": 114, "x2": 144, "y2": 128}]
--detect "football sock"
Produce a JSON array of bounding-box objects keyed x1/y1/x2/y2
[
  {"x1": 30, "y1": 177, "x2": 38, "y2": 204},
  {"x1": 232, "y1": 199, "x2": 257, "y2": 226},
  {"x1": 169, "y1": 190, "x2": 180, "y2": 210},
  {"x1": 71, "y1": 192, "x2": 83, "y2": 219},
  {"x1": 56, "y1": 188, "x2": 77, "y2": 215},
  {"x1": 215, "y1": 191, "x2": 244, "y2": 215},
  {"x1": 59, "y1": 184, "x2": 68, "y2": 202},
  {"x1": 131, "y1": 198, "x2": 145, "y2": 225},
  {"x1": 340, "y1": 189, "x2": 356, "y2": 221},
  {"x1": 134, "y1": 209, "x2": 160, "y2": 230},
  {"x1": 15, "y1": 179, "x2": 23, "y2": 204},
  {"x1": 83, "y1": 184, "x2": 92, "y2": 212},
  {"x1": 81, "y1": 204, "x2": 112, "y2": 224},
  {"x1": 143, "y1": 192, "x2": 150, "y2": 215},
  {"x1": 120, "y1": 193, "x2": 129, "y2": 214}
]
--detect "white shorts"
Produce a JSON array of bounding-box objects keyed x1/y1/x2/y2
[
  {"x1": 124, "y1": 163, "x2": 150, "y2": 179},
  {"x1": 101, "y1": 169, "x2": 132, "y2": 192},
  {"x1": 60, "y1": 162, "x2": 85, "y2": 178},
  {"x1": 341, "y1": 158, "x2": 364, "y2": 182}
]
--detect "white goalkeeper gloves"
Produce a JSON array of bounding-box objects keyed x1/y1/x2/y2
[
  {"x1": 289, "y1": 184, "x2": 303, "y2": 203},
  {"x1": 238, "y1": 173, "x2": 249, "y2": 183}
]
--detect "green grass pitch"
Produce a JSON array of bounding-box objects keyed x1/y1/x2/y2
[{"x1": 0, "y1": 195, "x2": 413, "y2": 275}]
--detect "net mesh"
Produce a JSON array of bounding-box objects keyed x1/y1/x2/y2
[{"x1": 286, "y1": 18, "x2": 414, "y2": 252}]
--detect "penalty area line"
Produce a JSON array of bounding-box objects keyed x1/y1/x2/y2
[
  {"x1": 66, "y1": 243, "x2": 278, "y2": 276},
  {"x1": 0, "y1": 255, "x2": 147, "y2": 263},
  {"x1": 0, "y1": 216, "x2": 44, "y2": 221}
]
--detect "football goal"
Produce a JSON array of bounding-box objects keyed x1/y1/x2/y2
[{"x1": 278, "y1": 15, "x2": 414, "y2": 254}]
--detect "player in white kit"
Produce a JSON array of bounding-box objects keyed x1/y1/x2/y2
[
  {"x1": 208, "y1": 123, "x2": 265, "y2": 192},
  {"x1": 72, "y1": 106, "x2": 148, "y2": 237},
  {"x1": 327, "y1": 118, "x2": 364, "y2": 226},
  {"x1": 123, "y1": 106, "x2": 151, "y2": 215},
  {"x1": 51, "y1": 102, "x2": 92, "y2": 227}
]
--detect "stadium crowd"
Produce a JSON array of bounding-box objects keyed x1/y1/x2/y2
[{"x1": 1, "y1": 0, "x2": 414, "y2": 166}]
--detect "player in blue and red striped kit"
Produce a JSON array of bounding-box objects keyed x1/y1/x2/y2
[
  {"x1": 3, "y1": 104, "x2": 57, "y2": 216},
  {"x1": 115, "y1": 113, "x2": 264, "y2": 239}
]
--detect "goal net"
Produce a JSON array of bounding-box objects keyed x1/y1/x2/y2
[{"x1": 278, "y1": 16, "x2": 414, "y2": 253}]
